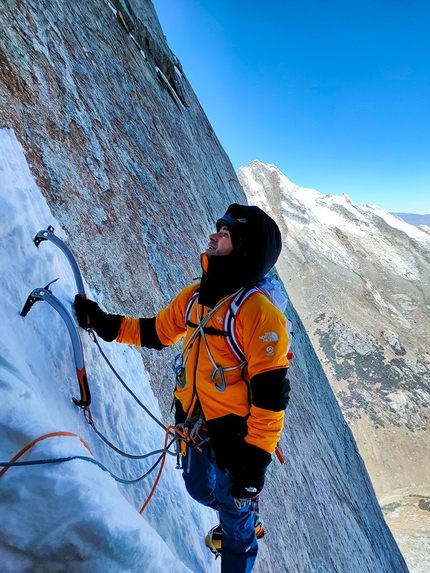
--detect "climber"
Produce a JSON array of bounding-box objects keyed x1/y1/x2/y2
[{"x1": 74, "y1": 203, "x2": 291, "y2": 573}]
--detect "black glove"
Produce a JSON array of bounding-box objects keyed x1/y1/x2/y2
[
  {"x1": 228, "y1": 440, "x2": 272, "y2": 500},
  {"x1": 74, "y1": 294, "x2": 123, "y2": 342}
]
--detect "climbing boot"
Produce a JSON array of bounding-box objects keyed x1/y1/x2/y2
[
  {"x1": 205, "y1": 515, "x2": 265, "y2": 557},
  {"x1": 205, "y1": 524, "x2": 223, "y2": 558},
  {"x1": 254, "y1": 514, "x2": 265, "y2": 539}
]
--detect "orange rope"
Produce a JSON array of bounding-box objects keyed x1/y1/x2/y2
[
  {"x1": 139, "y1": 425, "x2": 186, "y2": 514},
  {"x1": 1, "y1": 426, "x2": 186, "y2": 516},
  {"x1": 0, "y1": 431, "x2": 93, "y2": 478}
]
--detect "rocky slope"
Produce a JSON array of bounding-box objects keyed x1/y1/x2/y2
[
  {"x1": 238, "y1": 159, "x2": 430, "y2": 571},
  {"x1": 0, "y1": 2, "x2": 409, "y2": 571}
]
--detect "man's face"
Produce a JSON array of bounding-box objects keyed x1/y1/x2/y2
[{"x1": 205, "y1": 225, "x2": 233, "y2": 257}]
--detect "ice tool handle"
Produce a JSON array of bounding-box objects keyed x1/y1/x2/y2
[
  {"x1": 20, "y1": 286, "x2": 91, "y2": 408},
  {"x1": 34, "y1": 226, "x2": 86, "y2": 297}
]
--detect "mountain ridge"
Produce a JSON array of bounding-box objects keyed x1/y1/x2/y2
[{"x1": 238, "y1": 159, "x2": 430, "y2": 571}]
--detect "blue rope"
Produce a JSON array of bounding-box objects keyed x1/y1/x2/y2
[
  {"x1": 85, "y1": 332, "x2": 178, "y2": 460},
  {"x1": 88, "y1": 419, "x2": 177, "y2": 459},
  {"x1": 0, "y1": 437, "x2": 177, "y2": 485}
]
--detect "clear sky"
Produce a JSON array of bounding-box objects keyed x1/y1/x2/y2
[{"x1": 152, "y1": 0, "x2": 430, "y2": 214}]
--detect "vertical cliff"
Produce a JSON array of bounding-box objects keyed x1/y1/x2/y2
[{"x1": 0, "y1": 1, "x2": 408, "y2": 571}]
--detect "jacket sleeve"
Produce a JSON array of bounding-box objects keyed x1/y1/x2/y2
[
  {"x1": 115, "y1": 283, "x2": 198, "y2": 348},
  {"x1": 237, "y1": 294, "x2": 291, "y2": 454},
  {"x1": 116, "y1": 316, "x2": 165, "y2": 349}
]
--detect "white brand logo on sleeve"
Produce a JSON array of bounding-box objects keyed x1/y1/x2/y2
[{"x1": 259, "y1": 332, "x2": 279, "y2": 342}]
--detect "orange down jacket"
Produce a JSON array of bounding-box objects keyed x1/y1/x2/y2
[{"x1": 116, "y1": 281, "x2": 290, "y2": 455}]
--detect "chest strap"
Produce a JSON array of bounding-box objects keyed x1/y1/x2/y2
[{"x1": 180, "y1": 289, "x2": 246, "y2": 392}]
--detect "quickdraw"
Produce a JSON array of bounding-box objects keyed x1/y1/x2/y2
[{"x1": 177, "y1": 289, "x2": 245, "y2": 394}]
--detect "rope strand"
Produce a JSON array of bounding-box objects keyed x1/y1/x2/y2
[
  {"x1": 139, "y1": 425, "x2": 186, "y2": 513},
  {"x1": 89, "y1": 331, "x2": 168, "y2": 432},
  {"x1": 0, "y1": 432, "x2": 178, "y2": 485},
  {"x1": 0, "y1": 333, "x2": 186, "y2": 511},
  {"x1": 0, "y1": 431, "x2": 92, "y2": 478},
  {"x1": 86, "y1": 410, "x2": 176, "y2": 459}
]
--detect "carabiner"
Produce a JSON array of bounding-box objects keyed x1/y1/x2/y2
[
  {"x1": 172, "y1": 353, "x2": 186, "y2": 388},
  {"x1": 211, "y1": 366, "x2": 226, "y2": 392}
]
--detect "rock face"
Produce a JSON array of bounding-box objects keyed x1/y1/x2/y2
[
  {"x1": 0, "y1": 0, "x2": 243, "y2": 304},
  {"x1": 238, "y1": 159, "x2": 430, "y2": 571},
  {"x1": 0, "y1": 0, "x2": 244, "y2": 416},
  {"x1": 0, "y1": 2, "x2": 408, "y2": 572}
]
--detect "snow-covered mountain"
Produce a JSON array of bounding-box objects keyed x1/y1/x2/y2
[{"x1": 238, "y1": 160, "x2": 430, "y2": 572}]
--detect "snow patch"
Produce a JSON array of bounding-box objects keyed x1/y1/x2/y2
[{"x1": 0, "y1": 129, "x2": 218, "y2": 573}]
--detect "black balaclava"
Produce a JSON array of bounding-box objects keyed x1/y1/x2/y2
[{"x1": 198, "y1": 204, "x2": 282, "y2": 308}]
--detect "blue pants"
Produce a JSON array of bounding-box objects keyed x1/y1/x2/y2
[{"x1": 182, "y1": 442, "x2": 258, "y2": 573}]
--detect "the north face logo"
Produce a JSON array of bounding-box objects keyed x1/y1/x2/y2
[{"x1": 259, "y1": 332, "x2": 279, "y2": 342}]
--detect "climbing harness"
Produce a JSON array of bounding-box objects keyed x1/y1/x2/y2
[
  {"x1": 175, "y1": 411, "x2": 212, "y2": 471},
  {"x1": 172, "y1": 291, "x2": 250, "y2": 468},
  {"x1": 179, "y1": 279, "x2": 292, "y2": 466}
]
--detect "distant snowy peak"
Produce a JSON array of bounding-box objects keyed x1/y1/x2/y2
[
  {"x1": 238, "y1": 160, "x2": 430, "y2": 247},
  {"x1": 391, "y1": 212, "x2": 430, "y2": 227}
]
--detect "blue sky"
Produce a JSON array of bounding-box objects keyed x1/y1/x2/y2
[{"x1": 152, "y1": 0, "x2": 430, "y2": 214}]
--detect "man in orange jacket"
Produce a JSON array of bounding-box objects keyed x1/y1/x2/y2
[{"x1": 75, "y1": 204, "x2": 291, "y2": 573}]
